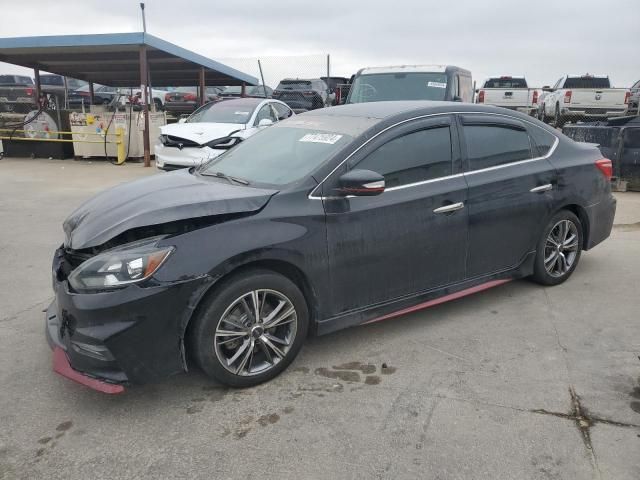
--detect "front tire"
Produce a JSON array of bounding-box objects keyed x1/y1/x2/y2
[
  {"x1": 189, "y1": 270, "x2": 309, "y2": 387},
  {"x1": 531, "y1": 210, "x2": 583, "y2": 286}
]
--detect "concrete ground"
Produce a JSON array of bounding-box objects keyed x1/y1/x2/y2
[{"x1": 0, "y1": 157, "x2": 638, "y2": 480}]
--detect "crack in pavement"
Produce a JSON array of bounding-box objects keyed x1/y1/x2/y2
[{"x1": 0, "y1": 298, "x2": 51, "y2": 324}]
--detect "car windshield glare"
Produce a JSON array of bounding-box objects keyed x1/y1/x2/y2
[
  {"x1": 199, "y1": 126, "x2": 352, "y2": 186},
  {"x1": 349, "y1": 72, "x2": 448, "y2": 102},
  {"x1": 187, "y1": 102, "x2": 255, "y2": 124}
]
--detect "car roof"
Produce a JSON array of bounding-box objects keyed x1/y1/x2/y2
[{"x1": 287, "y1": 101, "x2": 549, "y2": 133}]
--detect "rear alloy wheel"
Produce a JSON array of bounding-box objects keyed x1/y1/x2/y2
[
  {"x1": 532, "y1": 211, "x2": 583, "y2": 286},
  {"x1": 190, "y1": 270, "x2": 308, "y2": 387}
]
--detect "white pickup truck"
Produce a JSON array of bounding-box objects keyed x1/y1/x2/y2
[
  {"x1": 475, "y1": 76, "x2": 539, "y2": 115},
  {"x1": 540, "y1": 74, "x2": 630, "y2": 127}
]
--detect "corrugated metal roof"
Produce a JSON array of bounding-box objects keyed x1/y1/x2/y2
[{"x1": 0, "y1": 32, "x2": 258, "y2": 87}]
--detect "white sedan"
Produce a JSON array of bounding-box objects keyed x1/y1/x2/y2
[{"x1": 155, "y1": 98, "x2": 294, "y2": 170}]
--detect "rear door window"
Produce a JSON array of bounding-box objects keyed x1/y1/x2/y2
[
  {"x1": 463, "y1": 122, "x2": 532, "y2": 170},
  {"x1": 354, "y1": 127, "x2": 453, "y2": 188},
  {"x1": 272, "y1": 102, "x2": 293, "y2": 120},
  {"x1": 528, "y1": 125, "x2": 557, "y2": 157}
]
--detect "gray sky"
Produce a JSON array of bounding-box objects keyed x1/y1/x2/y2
[{"x1": 1, "y1": 0, "x2": 638, "y2": 88}]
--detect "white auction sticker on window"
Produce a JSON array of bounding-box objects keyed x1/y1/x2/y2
[
  {"x1": 427, "y1": 82, "x2": 447, "y2": 89},
  {"x1": 234, "y1": 111, "x2": 250, "y2": 115},
  {"x1": 299, "y1": 133, "x2": 343, "y2": 144}
]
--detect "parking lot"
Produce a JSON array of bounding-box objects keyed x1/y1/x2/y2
[{"x1": 0, "y1": 157, "x2": 638, "y2": 479}]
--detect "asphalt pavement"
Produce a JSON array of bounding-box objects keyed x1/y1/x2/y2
[{"x1": 0, "y1": 158, "x2": 638, "y2": 479}]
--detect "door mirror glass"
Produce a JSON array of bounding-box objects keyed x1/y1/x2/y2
[
  {"x1": 542, "y1": 86, "x2": 553, "y2": 92},
  {"x1": 258, "y1": 118, "x2": 274, "y2": 127},
  {"x1": 336, "y1": 169, "x2": 385, "y2": 196},
  {"x1": 452, "y1": 95, "x2": 463, "y2": 102}
]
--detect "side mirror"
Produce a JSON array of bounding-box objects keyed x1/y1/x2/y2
[
  {"x1": 178, "y1": 117, "x2": 187, "y2": 124},
  {"x1": 336, "y1": 169, "x2": 385, "y2": 196},
  {"x1": 258, "y1": 118, "x2": 274, "y2": 127},
  {"x1": 452, "y1": 96, "x2": 463, "y2": 102},
  {"x1": 542, "y1": 86, "x2": 552, "y2": 92}
]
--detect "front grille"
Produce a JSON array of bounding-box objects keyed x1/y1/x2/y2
[{"x1": 164, "y1": 135, "x2": 200, "y2": 148}]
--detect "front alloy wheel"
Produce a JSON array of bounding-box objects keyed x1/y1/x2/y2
[
  {"x1": 190, "y1": 269, "x2": 308, "y2": 387},
  {"x1": 214, "y1": 289, "x2": 297, "y2": 376}
]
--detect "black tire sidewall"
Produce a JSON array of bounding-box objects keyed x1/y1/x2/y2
[
  {"x1": 189, "y1": 270, "x2": 309, "y2": 388},
  {"x1": 532, "y1": 210, "x2": 583, "y2": 286}
]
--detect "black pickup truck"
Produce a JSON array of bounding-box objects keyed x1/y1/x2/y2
[{"x1": 0, "y1": 74, "x2": 37, "y2": 113}]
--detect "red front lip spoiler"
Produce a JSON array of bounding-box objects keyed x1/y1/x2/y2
[{"x1": 52, "y1": 347, "x2": 125, "y2": 394}]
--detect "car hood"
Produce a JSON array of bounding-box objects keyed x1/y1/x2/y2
[
  {"x1": 63, "y1": 169, "x2": 277, "y2": 250},
  {"x1": 160, "y1": 122, "x2": 246, "y2": 144}
]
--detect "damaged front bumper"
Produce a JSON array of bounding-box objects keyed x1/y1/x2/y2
[{"x1": 46, "y1": 248, "x2": 211, "y2": 392}]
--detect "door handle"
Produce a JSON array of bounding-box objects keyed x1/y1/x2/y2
[
  {"x1": 530, "y1": 184, "x2": 553, "y2": 193},
  {"x1": 433, "y1": 202, "x2": 465, "y2": 214}
]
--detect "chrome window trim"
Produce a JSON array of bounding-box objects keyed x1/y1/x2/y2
[{"x1": 308, "y1": 111, "x2": 559, "y2": 200}]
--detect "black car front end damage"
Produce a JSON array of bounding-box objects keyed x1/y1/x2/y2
[
  {"x1": 44, "y1": 169, "x2": 278, "y2": 392},
  {"x1": 46, "y1": 244, "x2": 211, "y2": 391}
]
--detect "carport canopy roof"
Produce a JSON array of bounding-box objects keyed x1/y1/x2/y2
[{"x1": 0, "y1": 32, "x2": 258, "y2": 88}]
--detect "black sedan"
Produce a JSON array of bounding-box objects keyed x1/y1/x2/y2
[{"x1": 46, "y1": 101, "x2": 616, "y2": 392}]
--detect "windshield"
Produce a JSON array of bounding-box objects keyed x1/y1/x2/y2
[
  {"x1": 186, "y1": 101, "x2": 256, "y2": 124},
  {"x1": 564, "y1": 77, "x2": 611, "y2": 89},
  {"x1": 348, "y1": 72, "x2": 448, "y2": 103},
  {"x1": 484, "y1": 78, "x2": 527, "y2": 88},
  {"x1": 199, "y1": 126, "x2": 352, "y2": 186}
]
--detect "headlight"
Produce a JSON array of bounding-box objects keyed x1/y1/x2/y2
[{"x1": 68, "y1": 243, "x2": 173, "y2": 292}]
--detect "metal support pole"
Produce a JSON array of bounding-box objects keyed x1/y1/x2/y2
[
  {"x1": 33, "y1": 68, "x2": 41, "y2": 102},
  {"x1": 258, "y1": 60, "x2": 267, "y2": 98},
  {"x1": 327, "y1": 54, "x2": 330, "y2": 81},
  {"x1": 89, "y1": 81, "x2": 95, "y2": 106},
  {"x1": 199, "y1": 67, "x2": 206, "y2": 106},
  {"x1": 139, "y1": 45, "x2": 151, "y2": 167},
  {"x1": 241, "y1": 82, "x2": 246, "y2": 97}
]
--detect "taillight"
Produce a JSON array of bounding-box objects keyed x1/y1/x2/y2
[
  {"x1": 595, "y1": 158, "x2": 612, "y2": 180},
  {"x1": 184, "y1": 93, "x2": 197, "y2": 101},
  {"x1": 164, "y1": 93, "x2": 171, "y2": 101},
  {"x1": 478, "y1": 90, "x2": 485, "y2": 103},
  {"x1": 624, "y1": 91, "x2": 631, "y2": 104},
  {"x1": 564, "y1": 90, "x2": 572, "y2": 103},
  {"x1": 532, "y1": 90, "x2": 539, "y2": 104},
  {"x1": 302, "y1": 90, "x2": 316, "y2": 96},
  {"x1": 25, "y1": 88, "x2": 33, "y2": 96}
]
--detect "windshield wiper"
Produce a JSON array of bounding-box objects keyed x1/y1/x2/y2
[{"x1": 201, "y1": 171, "x2": 250, "y2": 185}]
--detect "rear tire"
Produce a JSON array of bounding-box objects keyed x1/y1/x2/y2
[
  {"x1": 531, "y1": 210, "x2": 583, "y2": 286},
  {"x1": 189, "y1": 269, "x2": 309, "y2": 388}
]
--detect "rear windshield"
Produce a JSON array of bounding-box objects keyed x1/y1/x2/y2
[
  {"x1": 276, "y1": 80, "x2": 312, "y2": 90},
  {"x1": 348, "y1": 72, "x2": 448, "y2": 103},
  {"x1": 484, "y1": 78, "x2": 527, "y2": 88},
  {"x1": 40, "y1": 75, "x2": 64, "y2": 86},
  {"x1": 564, "y1": 77, "x2": 611, "y2": 89},
  {"x1": 0, "y1": 75, "x2": 33, "y2": 85}
]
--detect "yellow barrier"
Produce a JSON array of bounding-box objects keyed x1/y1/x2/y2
[{"x1": 0, "y1": 127, "x2": 126, "y2": 164}]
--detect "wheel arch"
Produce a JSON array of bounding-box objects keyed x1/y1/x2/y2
[
  {"x1": 555, "y1": 203, "x2": 591, "y2": 248},
  {"x1": 180, "y1": 258, "x2": 319, "y2": 370}
]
